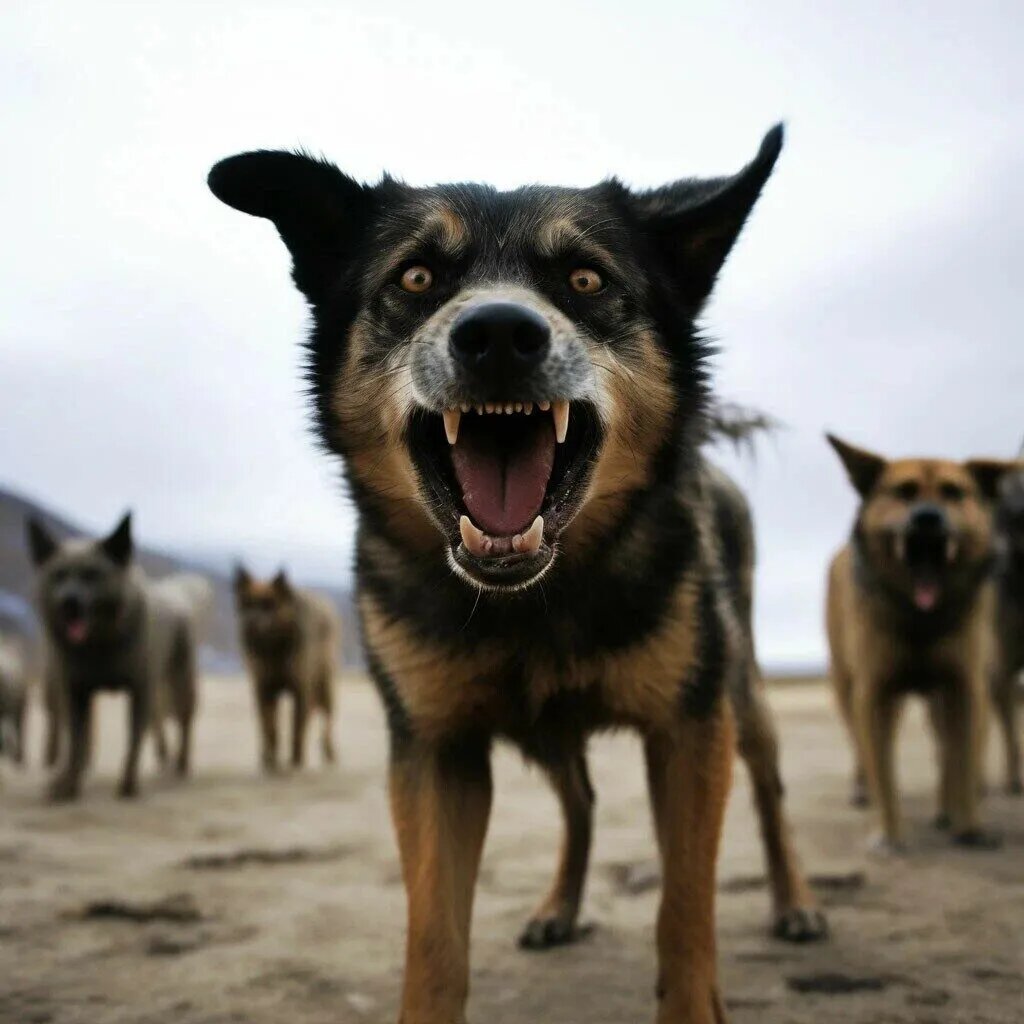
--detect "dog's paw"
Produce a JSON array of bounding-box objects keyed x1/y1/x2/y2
[
  {"x1": 850, "y1": 781, "x2": 870, "y2": 808},
  {"x1": 117, "y1": 778, "x2": 139, "y2": 800},
  {"x1": 951, "y1": 828, "x2": 1001, "y2": 850},
  {"x1": 772, "y1": 906, "x2": 829, "y2": 943},
  {"x1": 518, "y1": 914, "x2": 592, "y2": 951},
  {"x1": 867, "y1": 833, "x2": 907, "y2": 858}
]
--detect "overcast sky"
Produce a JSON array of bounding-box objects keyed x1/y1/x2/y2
[{"x1": 2, "y1": 2, "x2": 1021, "y2": 668}]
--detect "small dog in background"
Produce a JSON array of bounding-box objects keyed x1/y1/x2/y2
[
  {"x1": 234, "y1": 568, "x2": 339, "y2": 772},
  {"x1": 825, "y1": 435, "x2": 1016, "y2": 851},
  {"x1": 27, "y1": 513, "x2": 202, "y2": 800},
  {"x1": 993, "y1": 466, "x2": 1024, "y2": 794},
  {"x1": 0, "y1": 632, "x2": 28, "y2": 768}
]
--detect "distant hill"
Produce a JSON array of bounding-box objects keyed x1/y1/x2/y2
[{"x1": 0, "y1": 484, "x2": 358, "y2": 672}]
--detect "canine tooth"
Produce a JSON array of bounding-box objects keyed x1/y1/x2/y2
[
  {"x1": 442, "y1": 409, "x2": 461, "y2": 445},
  {"x1": 552, "y1": 400, "x2": 570, "y2": 444},
  {"x1": 894, "y1": 533, "x2": 906, "y2": 562},
  {"x1": 512, "y1": 516, "x2": 544, "y2": 554},
  {"x1": 538, "y1": 400, "x2": 551, "y2": 411},
  {"x1": 946, "y1": 537, "x2": 959, "y2": 563},
  {"x1": 460, "y1": 515, "x2": 492, "y2": 557}
]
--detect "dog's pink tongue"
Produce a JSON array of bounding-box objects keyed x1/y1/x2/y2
[
  {"x1": 66, "y1": 620, "x2": 89, "y2": 644},
  {"x1": 452, "y1": 421, "x2": 555, "y2": 536},
  {"x1": 913, "y1": 582, "x2": 940, "y2": 612}
]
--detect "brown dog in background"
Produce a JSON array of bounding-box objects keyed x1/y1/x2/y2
[
  {"x1": 234, "y1": 568, "x2": 339, "y2": 772},
  {"x1": 826, "y1": 435, "x2": 1017, "y2": 851}
]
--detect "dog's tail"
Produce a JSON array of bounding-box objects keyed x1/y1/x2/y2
[{"x1": 705, "y1": 400, "x2": 779, "y2": 454}]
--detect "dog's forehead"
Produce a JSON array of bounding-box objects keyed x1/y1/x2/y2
[
  {"x1": 378, "y1": 181, "x2": 630, "y2": 261},
  {"x1": 883, "y1": 459, "x2": 974, "y2": 488}
]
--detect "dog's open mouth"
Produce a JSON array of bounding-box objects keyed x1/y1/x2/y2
[
  {"x1": 407, "y1": 399, "x2": 602, "y2": 588},
  {"x1": 893, "y1": 530, "x2": 960, "y2": 612}
]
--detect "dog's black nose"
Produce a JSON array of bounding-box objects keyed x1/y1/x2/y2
[
  {"x1": 449, "y1": 302, "x2": 551, "y2": 386},
  {"x1": 60, "y1": 595, "x2": 84, "y2": 618},
  {"x1": 909, "y1": 503, "x2": 947, "y2": 533}
]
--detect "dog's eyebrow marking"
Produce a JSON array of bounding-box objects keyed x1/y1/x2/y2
[
  {"x1": 417, "y1": 206, "x2": 470, "y2": 257},
  {"x1": 535, "y1": 215, "x2": 617, "y2": 269}
]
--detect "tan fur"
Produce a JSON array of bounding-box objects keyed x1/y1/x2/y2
[{"x1": 236, "y1": 575, "x2": 340, "y2": 771}]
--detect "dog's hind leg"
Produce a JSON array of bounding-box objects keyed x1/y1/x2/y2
[
  {"x1": 735, "y1": 674, "x2": 827, "y2": 942},
  {"x1": 518, "y1": 745, "x2": 594, "y2": 950},
  {"x1": 391, "y1": 738, "x2": 492, "y2": 1024},
  {"x1": 257, "y1": 690, "x2": 279, "y2": 773},
  {"x1": 645, "y1": 706, "x2": 733, "y2": 1024},
  {"x1": 172, "y1": 627, "x2": 196, "y2": 778}
]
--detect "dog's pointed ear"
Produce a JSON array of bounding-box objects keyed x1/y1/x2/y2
[
  {"x1": 207, "y1": 150, "x2": 376, "y2": 302},
  {"x1": 827, "y1": 434, "x2": 888, "y2": 497},
  {"x1": 26, "y1": 516, "x2": 58, "y2": 566},
  {"x1": 233, "y1": 563, "x2": 252, "y2": 595},
  {"x1": 965, "y1": 458, "x2": 1022, "y2": 501},
  {"x1": 634, "y1": 124, "x2": 783, "y2": 307},
  {"x1": 99, "y1": 512, "x2": 133, "y2": 566},
  {"x1": 271, "y1": 569, "x2": 292, "y2": 596}
]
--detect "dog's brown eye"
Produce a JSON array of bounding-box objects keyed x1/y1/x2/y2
[
  {"x1": 400, "y1": 265, "x2": 434, "y2": 294},
  {"x1": 940, "y1": 482, "x2": 965, "y2": 502},
  {"x1": 894, "y1": 481, "x2": 919, "y2": 501},
  {"x1": 569, "y1": 268, "x2": 604, "y2": 295}
]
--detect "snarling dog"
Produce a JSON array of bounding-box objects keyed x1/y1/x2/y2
[
  {"x1": 825, "y1": 436, "x2": 1018, "y2": 852},
  {"x1": 993, "y1": 467, "x2": 1024, "y2": 794},
  {"x1": 234, "y1": 567, "x2": 339, "y2": 772},
  {"x1": 209, "y1": 123, "x2": 821, "y2": 1023},
  {"x1": 26, "y1": 514, "x2": 201, "y2": 801}
]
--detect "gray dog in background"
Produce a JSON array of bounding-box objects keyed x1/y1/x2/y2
[{"x1": 27, "y1": 513, "x2": 205, "y2": 801}]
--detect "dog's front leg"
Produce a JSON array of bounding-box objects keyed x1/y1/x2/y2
[
  {"x1": 645, "y1": 703, "x2": 734, "y2": 1024},
  {"x1": 933, "y1": 675, "x2": 997, "y2": 847},
  {"x1": 117, "y1": 686, "x2": 148, "y2": 799},
  {"x1": 49, "y1": 686, "x2": 90, "y2": 802},
  {"x1": 390, "y1": 738, "x2": 492, "y2": 1024}
]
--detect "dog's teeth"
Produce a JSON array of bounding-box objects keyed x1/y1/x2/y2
[
  {"x1": 485, "y1": 403, "x2": 495, "y2": 414},
  {"x1": 512, "y1": 516, "x2": 544, "y2": 555},
  {"x1": 506, "y1": 402, "x2": 515, "y2": 414},
  {"x1": 946, "y1": 537, "x2": 959, "y2": 563},
  {"x1": 552, "y1": 400, "x2": 570, "y2": 444},
  {"x1": 514, "y1": 402, "x2": 523, "y2": 413},
  {"x1": 538, "y1": 400, "x2": 551, "y2": 412},
  {"x1": 460, "y1": 403, "x2": 470, "y2": 414},
  {"x1": 442, "y1": 409, "x2": 461, "y2": 445},
  {"x1": 524, "y1": 402, "x2": 533, "y2": 415},
  {"x1": 460, "y1": 515, "x2": 492, "y2": 557},
  {"x1": 475, "y1": 405, "x2": 483, "y2": 415}
]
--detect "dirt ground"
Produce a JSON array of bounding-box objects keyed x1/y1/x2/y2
[{"x1": 1, "y1": 675, "x2": 1021, "y2": 1024}]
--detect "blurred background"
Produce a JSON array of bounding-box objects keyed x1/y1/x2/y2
[{"x1": 1, "y1": 1, "x2": 1021, "y2": 671}]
